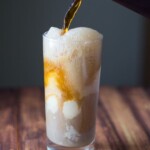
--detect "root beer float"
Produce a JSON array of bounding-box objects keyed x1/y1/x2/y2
[{"x1": 43, "y1": 0, "x2": 103, "y2": 148}]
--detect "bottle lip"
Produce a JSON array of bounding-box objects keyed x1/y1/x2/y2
[{"x1": 43, "y1": 31, "x2": 103, "y2": 43}]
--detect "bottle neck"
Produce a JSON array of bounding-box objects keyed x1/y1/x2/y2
[{"x1": 113, "y1": 0, "x2": 150, "y2": 18}]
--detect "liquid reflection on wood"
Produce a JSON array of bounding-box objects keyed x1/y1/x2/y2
[{"x1": 0, "y1": 87, "x2": 150, "y2": 149}]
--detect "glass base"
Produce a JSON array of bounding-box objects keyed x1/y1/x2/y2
[{"x1": 47, "y1": 138, "x2": 95, "y2": 150}]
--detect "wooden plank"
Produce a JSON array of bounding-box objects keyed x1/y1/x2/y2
[
  {"x1": 96, "y1": 99, "x2": 126, "y2": 150},
  {"x1": 95, "y1": 118, "x2": 112, "y2": 150},
  {"x1": 0, "y1": 89, "x2": 18, "y2": 150},
  {"x1": 18, "y1": 88, "x2": 46, "y2": 150},
  {"x1": 122, "y1": 88, "x2": 150, "y2": 149},
  {"x1": 95, "y1": 111, "x2": 121, "y2": 150},
  {"x1": 99, "y1": 87, "x2": 150, "y2": 150}
]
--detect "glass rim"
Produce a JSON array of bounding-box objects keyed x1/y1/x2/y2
[{"x1": 43, "y1": 31, "x2": 103, "y2": 43}]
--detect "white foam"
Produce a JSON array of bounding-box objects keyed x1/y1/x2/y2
[
  {"x1": 46, "y1": 27, "x2": 102, "y2": 41},
  {"x1": 46, "y1": 27, "x2": 62, "y2": 39},
  {"x1": 43, "y1": 27, "x2": 102, "y2": 60},
  {"x1": 65, "y1": 27, "x2": 102, "y2": 42}
]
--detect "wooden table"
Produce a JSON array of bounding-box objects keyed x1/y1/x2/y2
[{"x1": 0, "y1": 87, "x2": 150, "y2": 150}]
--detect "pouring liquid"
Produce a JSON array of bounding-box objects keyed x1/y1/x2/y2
[{"x1": 62, "y1": 0, "x2": 83, "y2": 34}]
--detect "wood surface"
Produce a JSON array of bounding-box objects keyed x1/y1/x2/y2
[{"x1": 0, "y1": 87, "x2": 150, "y2": 150}]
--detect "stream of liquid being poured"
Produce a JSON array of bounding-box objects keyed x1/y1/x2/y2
[{"x1": 62, "y1": 0, "x2": 83, "y2": 34}]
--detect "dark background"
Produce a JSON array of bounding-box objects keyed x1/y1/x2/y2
[{"x1": 0, "y1": 0, "x2": 150, "y2": 87}]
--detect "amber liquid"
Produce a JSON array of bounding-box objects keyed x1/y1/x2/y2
[{"x1": 62, "y1": 0, "x2": 82, "y2": 34}]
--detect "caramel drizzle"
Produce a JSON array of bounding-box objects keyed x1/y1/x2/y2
[{"x1": 62, "y1": 0, "x2": 83, "y2": 34}]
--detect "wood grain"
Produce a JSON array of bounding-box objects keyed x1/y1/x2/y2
[
  {"x1": 0, "y1": 87, "x2": 150, "y2": 150},
  {"x1": 0, "y1": 89, "x2": 18, "y2": 150},
  {"x1": 99, "y1": 87, "x2": 150, "y2": 150},
  {"x1": 122, "y1": 88, "x2": 150, "y2": 149},
  {"x1": 17, "y1": 88, "x2": 46, "y2": 150}
]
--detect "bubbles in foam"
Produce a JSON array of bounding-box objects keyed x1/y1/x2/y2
[
  {"x1": 65, "y1": 27, "x2": 102, "y2": 42},
  {"x1": 46, "y1": 27, "x2": 102, "y2": 41},
  {"x1": 46, "y1": 27, "x2": 62, "y2": 39},
  {"x1": 44, "y1": 27, "x2": 102, "y2": 60}
]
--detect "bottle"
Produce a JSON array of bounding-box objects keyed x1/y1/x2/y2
[{"x1": 113, "y1": 0, "x2": 150, "y2": 18}]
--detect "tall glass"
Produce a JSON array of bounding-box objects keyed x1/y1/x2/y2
[{"x1": 43, "y1": 30, "x2": 103, "y2": 150}]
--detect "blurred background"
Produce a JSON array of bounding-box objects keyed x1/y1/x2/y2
[{"x1": 0, "y1": 0, "x2": 150, "y2": 87}]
